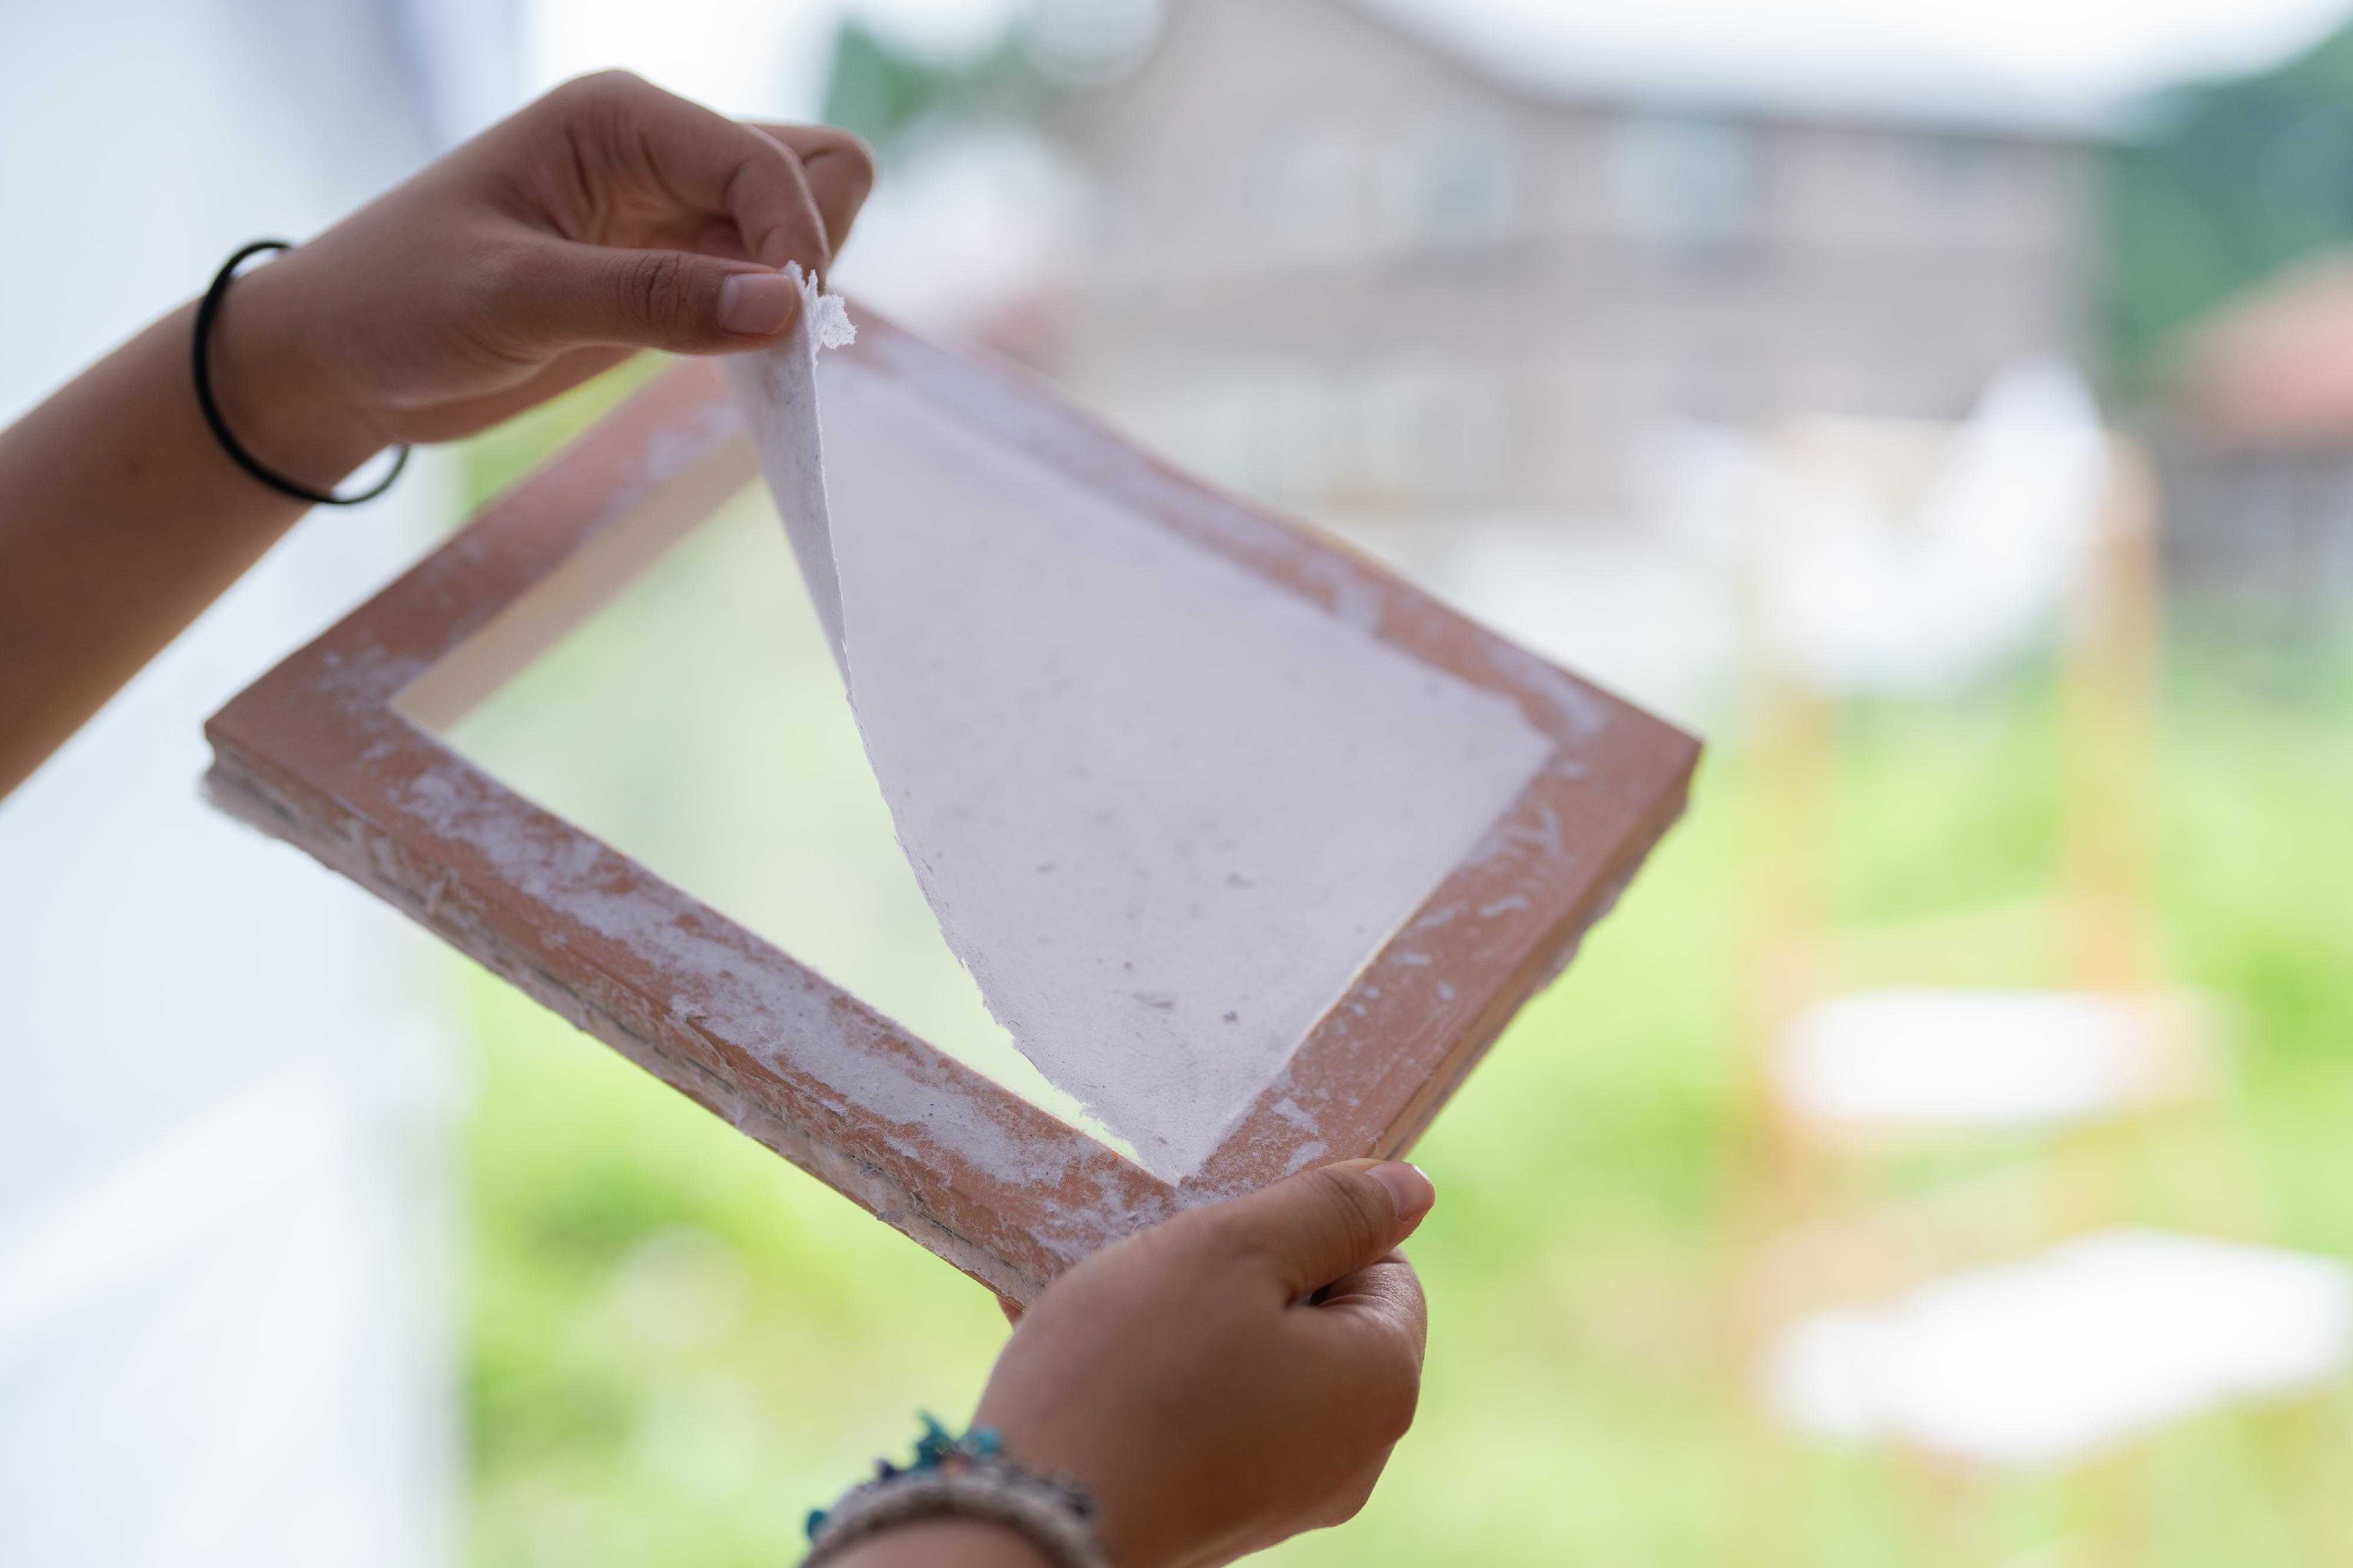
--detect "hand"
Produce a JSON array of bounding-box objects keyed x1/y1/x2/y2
[
  {"x1": 971, "y1": 1160, "x2": 1435, "y2": 1568},
  {"x1": 0, "y1": 70, "x2": 870, "y2": 799},
  {"x1": 210, "y1": 69, "x2": 874, "y2": 484}
]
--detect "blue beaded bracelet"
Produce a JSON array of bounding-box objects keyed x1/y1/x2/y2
[
  {"x1": 801, "y1": 1413, "x2": 1105, "y2": 1568},
  {"x1": 806, "y1": 1413, "x2": 1004, "y2": 1539}
]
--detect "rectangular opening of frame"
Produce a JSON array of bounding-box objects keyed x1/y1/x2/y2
[
  {"x1": 359, "y1": 335, "x2": 1658, "y2": 1190},
  {"x1": 206, "y1": 335, "x2": 1695, "y2": 1288},
  {"x1": 424, "y1": 475, "x2": 1138, "y2": 1152}
]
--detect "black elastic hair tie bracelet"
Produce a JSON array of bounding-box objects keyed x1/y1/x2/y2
[{"x1": 193, "y1": 239, "x2": 409, "y2": 507}]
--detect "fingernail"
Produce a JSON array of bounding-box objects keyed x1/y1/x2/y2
[
  {"x1": 1368, "y1": 1162, "x2": 1435, "y2": 1226},
  {"x1": 719, "y1": 270, "x2": 798, "y2": 336}
]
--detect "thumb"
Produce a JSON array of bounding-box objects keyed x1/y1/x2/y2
[
  {"x1": 499, "y1": 241, "x2": 805, "y2": 357},
  {"x1": 1212, "y1": 1160, "x2": 1436, "y2": 1299}
]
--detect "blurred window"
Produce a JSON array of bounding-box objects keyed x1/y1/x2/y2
[
  {"x1": 1017, "y1": 0, "x2": 1165, "y2": 85},
  {"x1": 1914, "y1": 131, "x2": 1998, "y2": 222},
  {"x1": 1251, "y1": 119, "x2": 1369, "y2": 256},
  {"x1": 1349, "y1": 364, "x2": 1505, "y2": 507},
  {"x1": 1607, "y1": 111, "x2": 1757, "y2": 256},
  {"x1": 1155, "y1": 364, "x2": 1338, "y2": 506},
  {"x1": 1664, "y1": 350, "x2": 1760, "y2": 425},
  {"x1": 1239, "y1": 366, "x2": 1338, "y2": 503},
  {"x1": 1381, "y1": 103, "x2": 1522, "y2": 253},
  {"x1": 1149, "y1": 362, "x2": 1502, "y2": 513}
]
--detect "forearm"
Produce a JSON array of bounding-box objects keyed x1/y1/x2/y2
[
  {"x1": 0, "y1": 266, "x2": 380, "y2": 798},
  {"x1": 0, "y1": 76, "x2": 873, "y2": 804},
  {"x1": 829, "y1": 1520, "x2": 1054, "y2": 1568}
]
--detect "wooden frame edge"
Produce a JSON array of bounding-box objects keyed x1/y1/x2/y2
[{"x1": 204, "y1": 313, "x2": 1701, "y2": 1297}]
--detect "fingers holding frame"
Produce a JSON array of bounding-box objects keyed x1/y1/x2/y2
[
  {"x1": 1202, "y1": 1162, "x2": 1431, "y2": 1454},
  {"x1": 1199, "y1": 1159, "x2": 1437, "y2": 1301},
  {"x1": 1312, "y1": 1249, "x2": 1429, "y2": 1363},
  {"x1": 1302, "y1": 1247, "x2": 1429, "y2": 1435}
]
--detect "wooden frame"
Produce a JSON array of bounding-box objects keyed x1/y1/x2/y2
[{"x1": 204, "y1": 309, "x2": 1701, "y2": 1302}]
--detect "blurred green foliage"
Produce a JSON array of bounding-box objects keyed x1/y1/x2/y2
[
  {"x1": 820, "y1": 19, "x2": 1059, "y2": 159},
  {"x1": 454, "y1": 363, "x2": 2353, "y2": 1566},
  {"x1": 2104, "y1": 18, "x2": 2353, "y2": 388}
]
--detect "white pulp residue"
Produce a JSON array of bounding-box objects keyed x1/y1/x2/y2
[{"x1": 728, "y1": 293, "x2": 1551, "y2": 1178}]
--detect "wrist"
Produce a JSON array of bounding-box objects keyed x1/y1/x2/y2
[
  {"x1": 200, "y1": 245, "x2": 392, "y2": 495},
  {"x1": 829, "y1": 1520, "x2": 1054, "y2": 1568},
  {"x1": 804, "y1": 1418, "x2": 1106, "y2": 1568},
  {"x1": 975, "y1": 1409, "x2": 1154, "y2": 1566}
]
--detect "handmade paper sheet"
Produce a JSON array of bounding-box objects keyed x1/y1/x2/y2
[{"x1": 726, "y1": 276, "x2": 1552, "y2": 1177}]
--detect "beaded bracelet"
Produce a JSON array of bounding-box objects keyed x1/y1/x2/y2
[{"x1": 801, "y1": 1414, "x2": 1108, "y2": 1568}]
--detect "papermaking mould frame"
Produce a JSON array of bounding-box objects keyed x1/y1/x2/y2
[{"x1": 204, "y1": 307, "x2": 1701, "y2": 1302}]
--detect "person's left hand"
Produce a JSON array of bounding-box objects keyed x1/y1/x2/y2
[{"x1": 211, "y1": 70, "x2": 873, "y2": 483}]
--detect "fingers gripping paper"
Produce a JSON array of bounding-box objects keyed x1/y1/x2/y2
[{"x1": 726, "y1": 273, "x2": 1553, "y2": 1179}]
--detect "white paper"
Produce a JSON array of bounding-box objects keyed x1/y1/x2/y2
[
  {"x1": 729, "y1": 281, "x2": 1552, "y2": 1177},
  {"x1": 724, "y1": 268, "x2": 856, "y2": 675}
]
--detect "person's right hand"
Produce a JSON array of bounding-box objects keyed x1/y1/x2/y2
[{"x1": 973, "y1": 1159, "x2": 1435, "y2": 1567}]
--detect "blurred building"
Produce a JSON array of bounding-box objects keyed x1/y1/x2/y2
[
  {"x1": 1040, "y1": 0, "x2": 2102, "y2": 528},
  {"x1": 2164, "y1": 252, "x2": 2353, "y2": 617}
]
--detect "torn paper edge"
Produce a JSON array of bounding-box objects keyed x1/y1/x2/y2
[{"x1": 724, "y1": 264, "x2": 856, "y2": 679}]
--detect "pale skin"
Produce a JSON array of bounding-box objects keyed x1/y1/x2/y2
[{"x1": 0, "y1": 72, "x2": 1434, "y2": 1568}]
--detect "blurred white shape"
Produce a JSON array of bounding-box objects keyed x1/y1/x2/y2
[
  {"x1": 1629, "y1": 418, "x2": 1767, "y2": 562},
  {"x1": 1773, "y1": 987, "x2": 2166, "y2": 1128},
  {"x1": 1019, "y1": 0, "x2": 1165, "y2": 84},
  {"x1": 518, "y1": 0, "x2": 1032, "y2": 125},
  {"x1": 1758, "y1": 360, "x2": 2110, "y2": 697},
  {"x1": 522, "y1": 0, "x2": 801, "y2": 115},
  {"x1": 399, "y1": 0, "x2": 525, "y2": 144},
  {"x1": 0, "y1": 4, "x2": 468, "y2": 1563},
  {"x1": 830, "y1": 127, "x2": 1092, "y2": 341},
  {"x1": 1363, "y1": 0, "x2": 2098, "y2": 134},
  {"x1": 1366, "y1": 0, "x2": 2352, "y2": 127},
  {"x1": 852, "y1": 0, "x2": 1023, "y2": 61},
  {"x1": 0, "y1": 1066, "x2": 448, "y2": 1568},
  {"x1": 0, "y1": 1072, "x2": 350, "y2": 1351},
  {"x1": 1765, "y1": 1230, "x2": 2353, "y2": 1463},
  {"x1": 1417, "y1": 517, "x2": 1739, "y2": 733}
]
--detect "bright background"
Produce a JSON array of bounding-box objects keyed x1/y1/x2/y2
[{"x1": 7, "y1": 2, "x2": 2353, "y2": 1565}]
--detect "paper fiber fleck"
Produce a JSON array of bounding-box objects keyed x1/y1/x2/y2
[{"x1": 728, "y1": 310, "x2": 1550, "y2": 1179}]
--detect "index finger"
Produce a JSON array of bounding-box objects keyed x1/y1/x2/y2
[
  {"x1": 1309, "y1": 1250, "x2": 1428, "y2": 1371},
  {"x1": 748, "y1": 124, "x2": 876, "y2": 258},
  {"x1": 549, "y1": 72, "x2": 834, "y2": 279}
]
